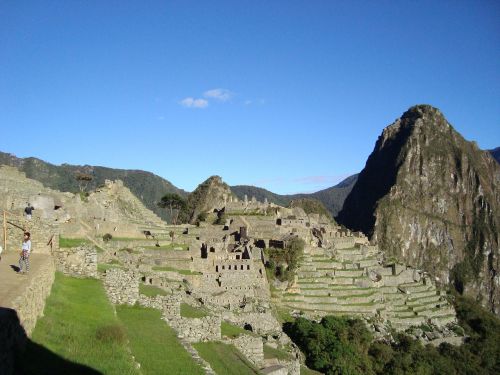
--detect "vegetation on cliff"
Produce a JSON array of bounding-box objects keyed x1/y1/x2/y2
[
  {"x1": 284, "y1": 294, "x2": 500, "y2": 375},
  {"x1": 265, "y1": 237, "x2": 305, "y2": 282}
]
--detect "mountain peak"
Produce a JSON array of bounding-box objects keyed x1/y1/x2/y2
[{"x1": 338, "y1": 107, "x2": 500, "y2": 314}]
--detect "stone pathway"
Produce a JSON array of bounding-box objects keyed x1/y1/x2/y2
[{"x1": 0, "y1": 252, "x2": 50, "y2": 309}]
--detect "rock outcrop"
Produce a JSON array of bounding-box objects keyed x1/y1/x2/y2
[
  {"x1": 181, "y1": 176, "x2": 233, "y2": 224},
  {"x1": 288, "y1": 198, "x2": 333, "y2": 221},
  {"x1": 338, "y1": 105, "x2": 500, "y2": 314}
]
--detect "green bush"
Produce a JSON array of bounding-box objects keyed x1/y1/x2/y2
[
  {"x1": 285, "y1": 297, "x2": 500, "y2": 375},
  {"x1": 95, "y1": 324, "x2": 127, "y2": 344},
  {"x1": 196, "y1": 212, "x2": 207, "y2": 223},
  {"x1": 102, "y1": 233, "x2": 113, "y2": 242},
  {"x1": 214, "y1": 212, "x2": 227, "y2": 225},
  {"x1": 265, "y1": 238, "x2": 305, "y2": 282}
]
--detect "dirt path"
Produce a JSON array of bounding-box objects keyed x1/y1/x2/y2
[{"x1": 0, "y1": 252, "x2": 51, "y2": 309}]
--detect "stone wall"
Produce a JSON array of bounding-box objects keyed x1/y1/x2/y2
[
  {"x1": 221, "y1": 311, "x2": 281, "y2": 335},
  {"x1": 138, "y1": 294, "x2": 182, "y2": 318},
  {"x1": 53, "y1": 245, "x2": 97, "y2": 278},
  {"x1": 229, "y1": 335, "x2": 264, "y2": 366},
  {"x1": 104, "y1": 269, "x2": 139, "y2": 305},
  {"x1": 166, "y1": 316, "x2": 221, "y2": 343},
  {"x1": 10, "y1": 256, "x2": 55, "y2": 336}
]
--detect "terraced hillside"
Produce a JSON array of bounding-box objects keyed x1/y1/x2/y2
[{"x1": 278, "y1": 244, "x2": 456, "y2": 331}]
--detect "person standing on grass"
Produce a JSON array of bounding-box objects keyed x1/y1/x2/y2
[{"x1": 19, "y1": 232, "x2": 31, "y2": 274}]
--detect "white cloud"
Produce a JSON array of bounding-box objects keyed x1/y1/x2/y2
[
  {"x1": 180, "y1": 97, "x2": 208, "y2": 108},
  {"x1": 203, "y1": 88, "x2": 233, "y2": 102}
]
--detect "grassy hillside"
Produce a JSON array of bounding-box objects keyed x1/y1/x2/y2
[
  {"x1": 193, "y1": 342, "x2": 260, "y2": 375},
  {"x1": 0, "y1": 151, "x2": 186, "y2": 221},
  {"x1": 23, "y1": 273, "x2": 138, "y2": 374},
  {"x1": 21, "y1": 273, "x2": 205, "y2": 375}
]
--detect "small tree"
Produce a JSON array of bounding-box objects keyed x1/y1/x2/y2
[
  {"x1": 158, "y1": 193, "x2": 187, "y2": 225},
  {"x1": 103, "y1": 233, "x2": 113, "y2": 242},
  {"x1": 75, "y1": 172, "x2": 93, "y2": 192},
  {"x1": 169, "y1": 230, "x2": 175, "y2": 243},
  {"x1": 214, "y1": 212, "x2": 227, "y2": 225}
]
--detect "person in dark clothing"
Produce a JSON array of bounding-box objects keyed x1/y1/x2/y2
[{"x1": 24, "y1": 203, "x2": 33, "y2": 220}]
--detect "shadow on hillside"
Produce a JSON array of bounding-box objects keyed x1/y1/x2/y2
[{"x1": 0, "y1": 307, "x2": 101, "y2": 375}]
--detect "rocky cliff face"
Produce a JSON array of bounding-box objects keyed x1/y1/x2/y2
[
  {"x1": 338, "y1": 105, "x2": 500, "y2": 314},
  {"x1": 181, "y1": 176, "x2": 233, "y2": 224}
]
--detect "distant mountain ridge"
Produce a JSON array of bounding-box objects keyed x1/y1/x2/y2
[
  {"x1": 0, "y1": 150, "x2": 356, "y2": 221},
  {"x1": 0, "y1": 151, "x2": 187, "y2": 221},
  {"x1": 231, "y1": 174, "x2": 358, "y2": 217}
]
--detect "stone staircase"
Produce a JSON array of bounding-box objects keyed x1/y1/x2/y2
[{"x1": 278, "y1": 246, "x2": 457, "y2": 330}]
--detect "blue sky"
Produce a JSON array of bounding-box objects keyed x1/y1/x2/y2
[{"x1": 1, "y1": 1, "x2": 499, "y2": 194}]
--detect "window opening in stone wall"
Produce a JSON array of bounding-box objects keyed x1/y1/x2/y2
[{"x1": 244, "y1": 323, "x2": 253, "y2": 332}]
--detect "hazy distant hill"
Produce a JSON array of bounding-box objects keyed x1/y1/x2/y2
[
  {"x1": 231, "y1": 174, "x2": 358, "y2": 217},
  {"x1": 0, "y1": 151, "x2": 187, "y2": 221}
]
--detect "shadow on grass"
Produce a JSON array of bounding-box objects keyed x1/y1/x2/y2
[{"x1": 0, "y1": 307, "x2": 101, "y2": 375}]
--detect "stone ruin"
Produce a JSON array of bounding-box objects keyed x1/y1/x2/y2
[{"x1": 0, "y1": 167, "x2": 465, "y2": 374}]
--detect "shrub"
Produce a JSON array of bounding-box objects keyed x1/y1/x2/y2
[
  {"x1": 95, "y1": 324, "x2": 126, "y2": 344},
  {"x1": 102, "y1": 233, "x2": 113, "y2": 242},
  {"x1": 265, "y1": 238, "x2": 305, "y2": 282},
  {"x1": 196, "y1": 212, "x2": 207, "y2": 222},
  {"x1": 214, "y1": 212, "x2": 227, "y2": 225}
]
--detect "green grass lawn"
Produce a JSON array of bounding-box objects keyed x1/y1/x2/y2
[
  {"x1": 263, "y1": 344, "x2": 293, "y2": 360},
  {"x1": 180, "y1": 302, "x2": 210, "y2": 318},
  {"x1": 275, "y1": 307, "x2": 295, "y2": 324},
  {"x1": 119, "y1": 247, "x2": 140, "y2": 254},
  {"x1": 220, "y1": 321, "x2": 253, "y2": 338},
  {"x1": 23, "y1": 273, "x2": 138, "y2": 374},
  {"x1": 111, "y1": 237, "x2": 155, "y2": 241},
  {"x1": 116, "y1": 305, "x2": 204, "y2": 375},
  {"x1": 193, "y1": 342, "x2": 260, "y2": 375},
  {"x1": 144, "y1": 242, "x2": 189, "y2": 251},
  {"x1": 139, "y1": 283, "x2": 170, "y2": 297},
  {"x1": 59, "y1": 237, "x2": 88, "y2": 248},
  {"x1": 151, "y1": 266, "x2": 202, "y2": 275}
]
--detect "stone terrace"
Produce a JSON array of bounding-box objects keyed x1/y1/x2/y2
[{"x1": 279, "y1": 245, "x2": 457, "y2": 330}]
